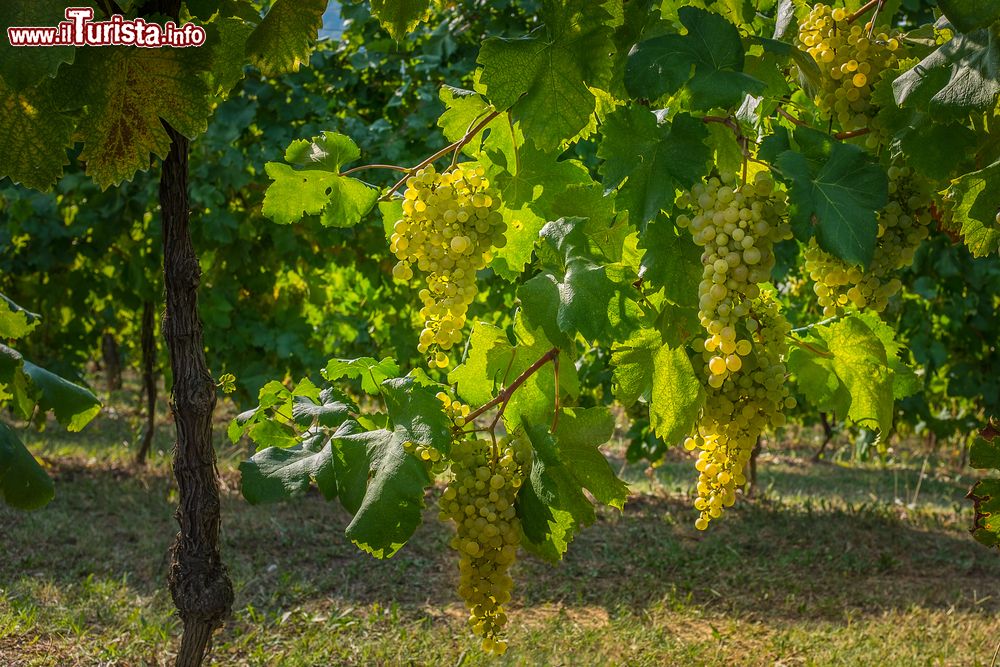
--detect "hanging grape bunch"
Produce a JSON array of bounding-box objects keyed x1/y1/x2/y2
[
  {"x1": 676, "y1": 171, "x2": 792, "y2": 388},
  {"x1": 438, "y1": 434, "x2": 528, "y2": 655},
  {"x1": 804, "y1": 164, "x2": 933, "y2": 316},
  {"x1": 675, "y1": 171, "x2": 794, "y2": 530},
  {"x1": 684, "y1": 295, "x2": 793, "y2": 530},
  {"x1": 796, "y1": 3, "x2": 902, "y2": 139},
  {"x1": 389, "y1": 164, "x2": 507, "y2": 368}
]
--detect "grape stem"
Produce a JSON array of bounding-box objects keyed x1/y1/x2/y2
[
  {"x1": 847, "y1": 0, "x2": 883, "y2": 25},
  {"x1": 776, "y1": 106, "x2": 808, "y2": 127},
  {"x1": 786, "y1": 336, "x2": 834, "y2": 358},
  {"x1": 457, "y1": 346, "x2": 561, "y2": 435},
  {"x1": 776, "y1": 106, "x2": 872, "y2": 141},
  {"x1": 339, "y1": 164, "x2": 410, "y2": 177},
  {"x1": 380, "y1": 109, "x2": 504, "y2": 201},
  {"x1": 701, "y1": 115, "x2": 766, "y2": 170},
  {"x1": 789, "y1": 315, "x2": 841, "y2": 333}
]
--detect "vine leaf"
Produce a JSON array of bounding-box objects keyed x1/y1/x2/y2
[
  {"x1": 240, "y1": 429, "x2": 339, "y2": 504},
  {"x1": 370, "y1": 0, "x2": 431, "y2": 41},
  {"x1": 787, "y1": 315, "x2": 895, "y2": 434},
  {"x1": 516, "y1": 415, "x2": 626, "y2": 562},
  {"x1": 893, "y1": 29, "x2": 1000, "y2": 115},
  {"x1": 598, "y1": 107, "x2": 711, "y2": 225},
  {"x1": 524, "y1": 217, "x2": 642, "y2": 345},
  {"x1": 0, "y1": 422, "x2": 54, "y2": 510},
  {"x1": 649, "y1": 344, "x2": 704, "y2": 446},
  {"x1": 490, "y1": 147, "x2": 600, "y2": 281},
  {"x1": 206, "y1": 16, "x2": 256, "y2": 94},
  {"x1": 0, "y1": 0, "x2": 75, "y2": 90},
  {"x1": 773, "y1": 126, "x2": 887, "y2": 267},
  {"x1": 936, "y1": 0, "x2": 1000, "y2": 36},
  {"x1": 323, "y1": 356, "x2": 400, "y2": 394},
  {"x1": 477, "y1": 0, "x2": 614, "y2": 150},
  {"x1": 53, "y1": 46, "x2": 214, "y2": 189},
  {"x1": 610, "y1": 327, "x2": 662, "y2": 407},
  {"x1": 338, "y1": 376, "x2": 452, "y2": 558},
  {"x1": 944, "y1": 160, "x2": 1000, "y2": 257},
  {"x1": 625, "y1": 6, "x2": 765, "y2": 109},
  {"x1": 969, "y1": 431, "x2": 1000, "y2": 548},
  {"x1": 246, "y1": 0, "x2": 327, "y2": 76},
  {"x1": 0, "y1": 345, "x2": 102, "y2": 432},
  {"x1": 0, "y1": 78, "x2": 75, "y2": 190},
  {"x1": 0, "y1": 294, "x2": 39, "y2": 340},
  {"x1": 638, "y1": 214, "x2": 703, "y2": 307},
  {"x1": 262, "y1": 132, "x2": 379, "y2": 228}
]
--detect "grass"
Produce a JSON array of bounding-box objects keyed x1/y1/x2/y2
[{"x1": 2, "y1": 393, "x2": 999, "y2": 666}]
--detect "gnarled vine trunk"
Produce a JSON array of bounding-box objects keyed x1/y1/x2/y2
[
  {"x1": 160, "y1": 123, "x2": 233, "y2": 666},
  {"x1": 136, "y1": 300, "x2": 157, "y2": 466}
]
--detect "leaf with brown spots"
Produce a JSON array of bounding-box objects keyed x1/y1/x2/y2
[{"x1": 54, "y1": 46, "x2": 213, "y2": 189}]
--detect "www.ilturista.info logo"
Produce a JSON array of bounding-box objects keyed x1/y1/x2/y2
[{"x1": 7, "y1": 7, "x2": 206, "y2": 48}]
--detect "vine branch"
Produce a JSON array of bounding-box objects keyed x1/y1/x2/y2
[
  {"x1": 457, "y1": 347, "x2": 560, "y2": 434},
  {"x1": 339, "y1": 164, "x2": 410, "y2": 177},
  {"x1": 381, "y1": 109, "x2": 504, "y2": 201}
]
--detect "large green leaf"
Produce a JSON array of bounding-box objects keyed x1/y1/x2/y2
[
  {"x1": 937, "y1": 1, "x2": 1000, "y2": 39},
  {"x1": 893, "y1": 29, "x2": 1000, "y2": 115},
  {"x1": 649, "y1": 345, "x2": 704, "y2": 446},
  {"x1": 552, "y1": 407, "x2": 629, "y2": 510},
  {"x1": 263, "y1": 132, "x2": 379, "y2": 228},
  {"x1": 773, "y1": 127, "x2": 887, "y2": 267},
  {"x1": 945, "y1": 161, "x2": 1000, "y2": 257},
  {"x1": 0, "y1": 294, "x2": 39, "y2": 340},
  {"x1": 0, "y1": 0, "x2": 76, "y2": 90},
  {"x1": 787, "y1": 315, "x2": 895, "y2": 433},
  {"x1": 53, "y1": 46, "x2": 214, "y2": 189},
  {"x1": 0, "y1": 344, "x2": 101, "y2": 431},
  {"x1": 370, "y1": 0, "x2": 431, "y2": 41},
  {"x1": 477, "y1": 0, "x2": 614, "y2": 150},
  {"x1": 323, "y1": 356, "x2": 400, "y2": 394},
  {"x1": 625, "y1": 6, "x2": 764, "y2": 109},
  {"x1": 489, "y1": 146, "x2": 601, "y2": 280},
  {"x1": 22, "y1": 360, "x2": 102, "y2": 431},
  {"x1": 610, "y1": 327, "x2": 661, "y2": 407},
  {"x1": 240, "y1": 429, "x2": 338, "y2": 504},
  {"x1": 246, "y1": 0, "x2": 327, "y2": 76},
  {"x1": 515, "y1": 422, "x2": 591, "y2": 562},
  {"x1": 638, "y1": 214, "x2": 703, "y2": 307},
  {"x1": 598, "y1": 107, "x2": 711, "y2": 225},
  {"x1": 0, "y1": 422, "x2": 54, "y2": 510},
  {"x1": 0, "y1": 78, "x2": 74, "y2": 190}
]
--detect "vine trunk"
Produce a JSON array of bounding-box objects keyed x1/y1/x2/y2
[{"x1": 160, "y1": 123, "x2": 233, "y2": 667}]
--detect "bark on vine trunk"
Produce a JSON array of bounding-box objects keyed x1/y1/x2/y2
[
  {"x1": 160, "y1": 123, "x2": 233, "y2": 667},
  {"x1": 102, "y1": 332, "x2": 122, "y2": 392},
  {"x1": 136, "y1": 300, "x2": 157, "y2": 466}
]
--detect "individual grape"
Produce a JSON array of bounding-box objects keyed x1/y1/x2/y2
[
  {"x1": 803, "y1": 165, "x2": 933, "y2": 316},
  {"x1": 390, "y1": 163, "x2": 507, "y2": 369},
  {"x1": 676, "y1": 171, "x2": 792, "y2": 387},
  {"x1": 795, "y1": 3, "x2": 902, "y2": 133},
  {"x1": 439, "y1": 434, "x2": 527, "y2": 655}
]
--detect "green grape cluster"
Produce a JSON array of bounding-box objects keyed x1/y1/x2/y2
[
  {"x1": 402, "y1": 439, "x2": 443, "y2": 464},
  {"x1": 684, "y1": 295, "x2": 793, "y2": 530},
  {"x1": 437, "y1": 390, "x2": 471, "y2": 426},
  {"x1": 796, "y1": 3, "x2": 901, "y2": 137},
  {"x1": 675, "y1": 171, "x2": 792, "y2": 389},
  {"x1": 439, "y1": 435, "x2": 527, "y2": 655},
  {"x1": 804, "y1": 165, "x2": 933, "y2": 316},
  {"x1": 389, "y1": 163, "x2": 507, "y2": 368}
]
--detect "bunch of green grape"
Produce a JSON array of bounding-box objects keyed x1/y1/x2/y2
[
  {"x1": 804, "y1": 165, "x2": 933, "y2": 316},
  {"x1": 438, "y1": 435, "x2": 527, "y2": 655},
  {"x1": 389, "y1": 163, "x2": 507, "y2": 368},
  {"x1": 683, "y1": 295, "x2": 793, "y2": 530},
  {"x1": 675, "y1": 171, "x2": 792, "y2": 389},
  {"x1": 796, "y1": 3, "x2": 902, "y2": 137}
]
